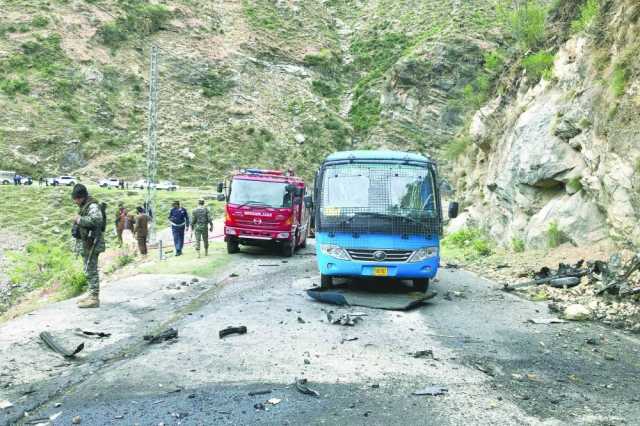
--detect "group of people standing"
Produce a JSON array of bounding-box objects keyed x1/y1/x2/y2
[
  {"x1": 169, "y1": 199, "x2": 213, "y2": 257},
  {"x1": 70, "y1": 183, "x2": 215, "y2": 309}
]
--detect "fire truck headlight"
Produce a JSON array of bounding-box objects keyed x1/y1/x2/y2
[
  {"x1": 407, "y1": 247, "x2": 438, "y2": 263},
  {"x1": 320, "y1": 244, "x2": 350, "y2": 260}
]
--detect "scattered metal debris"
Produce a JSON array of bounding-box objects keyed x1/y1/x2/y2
[
  {"x1": 254, "y1": 403, "x2": 265, "y2": 410},
  {"x1": 412, "y1": 385, "x2": 448, "y2": 396},
  {"x1": 445, "y1": 263, "x2": 459, "y2": 269},
  {"x1": 526, "y1": 318, "x2": 567, "y2": 324},
  {"x1": 329, "y1": 313, "x2": 364, "y2": 326},
  {"x1": 144, "y1": 328, "x2": 178, "y2": 344},
  {"x1": 75, "y1": 329, "x2": 111, "y2": 338},
  {"x1": 297, "y1": 317, "x2": 306, "y2": 324},
  {"x1": 474, "y1": 364, "x2": 495, "y2": 376},
  {"x1": 409, "y1": 349, "x2": 434, "y2": 359},
  {"x1": 503, "y1": 260, "x2": 591, "y2": 291},
  {"x1": 248, "y1": 389, "x2": 271, "y2": 396},
  {"x1": 340, "y1": 337, "x2": 358, "y2": 343},
  {"x1": 40, "y1": 332, "x2": 85, "y2": 358},
  {"x1": 219, "y1": 326, "x2": 247, "y2": 338},
  {"x1": 0, "y1": 400, "x2": 13, "y2": 410},
  {"x1": 295, "y1": 378, "x2": 319, "y2": 397},
  {"x1": 266, "y1": 398, "x2": 281, "y2": 405},
  {"x1": 595, "y1": 254, "x2": 640, "y2": 296}
]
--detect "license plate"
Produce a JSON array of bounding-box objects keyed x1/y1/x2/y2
[{"x1": 373, "y1": 267, "x2": 388, "y2": 277}]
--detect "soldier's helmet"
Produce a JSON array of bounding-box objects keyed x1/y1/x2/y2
[{"x1": 71, "y1": 184, "x2": 88, "y2": 200}]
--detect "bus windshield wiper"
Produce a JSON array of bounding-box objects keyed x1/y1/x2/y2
[
  {"x1": 237, "y1": 200, "x2": 269, "y2": 208},
  {"x1": 339, "y1": 212, "x2": 422, "y2": 226}
]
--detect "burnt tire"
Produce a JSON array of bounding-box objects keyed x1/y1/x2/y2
[
  {"x1": 320, "y1": 274, "x2": 333, "y2": 289},
  {"x1": 226, "y1": 239, "x2": 240, "y2": 254},
  {"x1": 413, "y1": 278, "x2": 430, "y2": 293},
  {"x1": 282, "y1": 241, "x2": 295, "y2": 257}
]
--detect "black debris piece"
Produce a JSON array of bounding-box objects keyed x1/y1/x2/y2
[
  {"x1": 412, "y1": 385, "x2": 448, "y2": 396},
  {"x1": 230, "y1": 273, "x2": 239, "y2": 278},
  {"x1": 410, "y1": 350, "x2": 434, "y2": 359},
  {"x1": 295, "y1": 378, "x2": 320, "y2": 397},
  {"x1": 254, "y1": 403, "x2": 265, "y2": 410},
  {"x1": 297, "y1": 317, "x2": 306, "y2": 324},
  {"x1": 503, "y1": 260, "x2": 591, "y2": 291},
  {"x1": 40, "y1": 332, "x2": 85, "y2": 358},
  {"x1": 248, "y1": 389, "x2": 272, "y2": 396},
  {"x1": 219, "y1": 326, "x2": 247, "y2": 339},
  {"x1": 77, "y1": 329, "x2": 111, "y2": 338},
  {"x1": 445, "y1": 263, "x2": 459, "y2": 269},
  {"x1": 144, "y1": 328, "x2": 178, "y2": 344},
  {"x1": 331, "y1": 313, "x2": 364, "y2": 326}
]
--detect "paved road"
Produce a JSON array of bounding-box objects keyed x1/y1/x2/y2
[{"x1": 13, "y1": 241, "x2": 640, "y2": 425}]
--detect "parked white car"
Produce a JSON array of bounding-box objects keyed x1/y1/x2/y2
[
  {"x1": 99, "y1": 178, "x2": 121, "y2": 189},
  {"x1": 48, "y1": 176, "x2": 77, "y2": 186},
  {"x1": 132, "y1": 179, "x2": 154, "y2": 189},
  {"x1": 156, "y1": 181, "x2": 177, "y2": 191},
  {"x1": 0, "y1": 171, "x2": 15, "y2": 185}
]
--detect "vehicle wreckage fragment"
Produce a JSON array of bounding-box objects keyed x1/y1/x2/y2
[
  {"x1": 295, "y1": 378, "x2": 319, "y2": 397},
  {"x1": 40, "y1": 332, "x2": 85, "y2": 358},
  {"x1": 503, "y1": 260, "x2": 591, "y2": 291},
  {"x1": 219, "y1": 326, "x2": 247, "y2": 338},
  {"x1": 144, "y1": 328, "x2": 178, "y2": 344}
]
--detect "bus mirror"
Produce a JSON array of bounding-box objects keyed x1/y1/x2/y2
[
  {"x1": 216, "y1": 194, "x2": 226, "y2": 202},
  {"x1": 304, "y1": 195, "x2": 313, "y2": 209},
  {"x1": 217, "y1": 182, "x2": 224, "y2": 193},
  {"x1": 448, "y1": 202, "x2": 459, "y2": 219}
]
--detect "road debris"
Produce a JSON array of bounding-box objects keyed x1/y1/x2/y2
[
  {"x1": 295, "y1": 378, "x2": 320, "y2": 397},
  {"x1": 297, "y1": 317, "x2": 306, "y2": 324},
  {"x1": 40, "y1": 332, "x2": 85, "y2": 358},
  {"x1": 503, "y1": 260, "x2": 591, "y2": 291},
  {"x1": 219, "y1": 325, "x2": 247, "y2": 338},
  {"x1": 412, "y1": 385, "x2": 448, "y2": 396},
  {"x1": 72, "y1": 415, "x2": 82, "y2": 424},
  {"x1": 254, "y1": 403, "x2": 265, "y2": 410},
  {"x1": 144, "y1": 328, "x2": 178, "y2": 344},
  {"x1": 266, "y1": 398, "x2": 281, "y2": 405},
  {"x1": 340, "y1": 337, "x2": 358, "y2": 343},
  {"x1": 526, "y1": 318, "x2": 567, "y2": 324},
  {"x1": 409, "y1": 349, "x2": 434, "y2": 359},
  {"x1": 562, "y1": 304, "x2": 591, "y2": 321},
  {"x1": 75, "y1": 329, "x2": 111, "y2": 338},
  {"x1": 0, "y1": 400, "x2": 13, "y2": 410},
  {"x1": 329, "y1": 313, "x2": 364, "y2": 326},
  {"x1": 474, "y1": 364, "x2": 495, "y2": 376},
  {"x1": 248, "y1": 389, "x2": 271, "y2": 396}
]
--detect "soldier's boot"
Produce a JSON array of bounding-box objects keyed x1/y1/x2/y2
[
  {"x1": 77, "y1": 293, "x2": 100, "y2": 308},
  {"x1": 204, "y1": 247, "x2": 208, "y2": 257}
]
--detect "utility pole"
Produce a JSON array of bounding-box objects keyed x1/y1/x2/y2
[{"x1": 145, "y1": 45, "x2": 159, "y2": 243}]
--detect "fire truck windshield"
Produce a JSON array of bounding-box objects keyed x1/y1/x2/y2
[{"x1": 229, "y1": 179, "x2": 292, "y2": 208}]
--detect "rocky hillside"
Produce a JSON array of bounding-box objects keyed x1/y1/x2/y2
[
  {"x1": 450, "y1": 0, "x2": 640, "y2": 250},
  {"x1": 0, "y1": 0, "x2": 500, "y2": 183}
]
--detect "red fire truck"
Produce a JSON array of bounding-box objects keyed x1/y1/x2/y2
[{"x1": 217, "y1": 169, "x2": 312, "y2": 257}]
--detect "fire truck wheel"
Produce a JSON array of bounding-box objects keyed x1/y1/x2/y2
[
  {"x1": 282, "y1": 241, "x2": 295, "y2": 257},
  {"x1": 413, "y1": 278, "x2": 430, "y2": 293},
  {"x1": 320, "y1": 274, "x2": 333, "y2": 289},
  {"x1": 227, "y1": 239, "x2": 240, "y2": 254}
]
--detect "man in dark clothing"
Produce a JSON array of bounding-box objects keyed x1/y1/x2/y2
[
  {"x1": 115, "y1": 203, "x2": 128, "y2": 247},
  {"x1": 134, "y1": 206, "x2": 150, "y2": 255},
  {"x1": 169, "y1": 201, "x2": 189, "y2": 256}
]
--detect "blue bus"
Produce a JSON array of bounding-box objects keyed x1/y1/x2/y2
[{"x1": 313, "y1": 150, "x2": 457, "y2": 292}]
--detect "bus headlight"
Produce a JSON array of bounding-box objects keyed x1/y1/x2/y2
[
  {"x1": 408, "y1": 247, "x2": 438, "y2": 263},
  {"x1": 320, "y1": 244, "x2": 350, "y2": 260}
]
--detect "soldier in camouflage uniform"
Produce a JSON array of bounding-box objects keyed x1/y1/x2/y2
[
  {"x1": 71, "y1": 184, "x2": 105, "y2": 308},
  {"x1": 191, "y1": 199, "x2": 213, "y2": 257}
]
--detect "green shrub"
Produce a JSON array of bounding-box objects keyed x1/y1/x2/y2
[
  {"x1": 7, "y1": 242, "x2": 87, "y2": 301},
  {"x1": 200, "y1": 69, "x2": 235, "y2": 97},
  {"x1": 611, "y1": 65, "x2": 629, "y2": 97},
  {"x1": 311, "y1": 79, "x2": 336, "y2": 97},
  {"x1": 522, "y1": 51, "x2": 554, "y2": 81},
  {"x1": 512, "y1": 237, "x2": 525, "y2": 253},
  {"x1": 117, "y1": 254, "x2": 135, "y2": 267},
  {"x1": 0, "y1": 78, "x2": 30, "y2": 96},
  {"x1": 500, "y1": 0, "x2": 548, "y2": 50},
  {"x1": 547, "y1": 221, "x2": 563, "y2": 248},
  {"x1": 31, "y1": 15, "x2": 50, "y2": 28},
  {"x1": 484, "y1": 50, "x2": 505, "y2": 74},
  {"x1": 349, "y1": 91, "x2": 381, "y2": 133},
  {"x1": 566, "y1": 177, "x2": 583, "y2": 193},
  {"x1": 97, "y1": 2, "x2": 171, "y2": 47},
  {"x1": 571, "y1": 0, "x2": 599, "y2": 33},
  {"x1": 443, "y1": 136, "x2": 471, "y2": 160},
  {"x1": 443, "y1": 227, "x2": 493, "y2": 259}
]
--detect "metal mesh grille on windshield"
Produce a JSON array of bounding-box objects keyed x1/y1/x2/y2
[{"x1": 316, "y1": 162, "x2": 442, "y2": 236}]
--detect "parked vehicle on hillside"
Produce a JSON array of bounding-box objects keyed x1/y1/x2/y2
[
  {"x1": 0, "y1": 171, "x2": 15, "y2": 185},
  {"x1": 99, "y1": 178, "x2": 121, "y2": 189},
  {"x1": 313, "y1": 150, "x2": 458, "y2": 292},
  {"x1": 219, "y1": 169, "x2": 312, "y2": 257},
  {"x1": 50, "y1": 175, "x2": 77, "y2": 186},
  {"x1": 132, "y1": 179, "x2": 152, "y2": 189},
  {"x1": 156, "y1": 181, "x2": 177, "y2": 191}
]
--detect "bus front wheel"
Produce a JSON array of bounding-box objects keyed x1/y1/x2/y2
[
  {"x1": 413, "y1": 278, "x2": 430, "y2": 293},
  {"x1": 320, "y1": 274, "x2": 333, "y2": 289}
]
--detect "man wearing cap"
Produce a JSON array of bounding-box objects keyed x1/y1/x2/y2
[
  {"x1": 168, "y1": 201, "x2": 189, "y2": 256},
  {"x1": 191, "y1": 199, "x2": 213, "y2": 257},
  {"x1": 71, "y1": 184, "x2": 105, "y2": 308}
]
